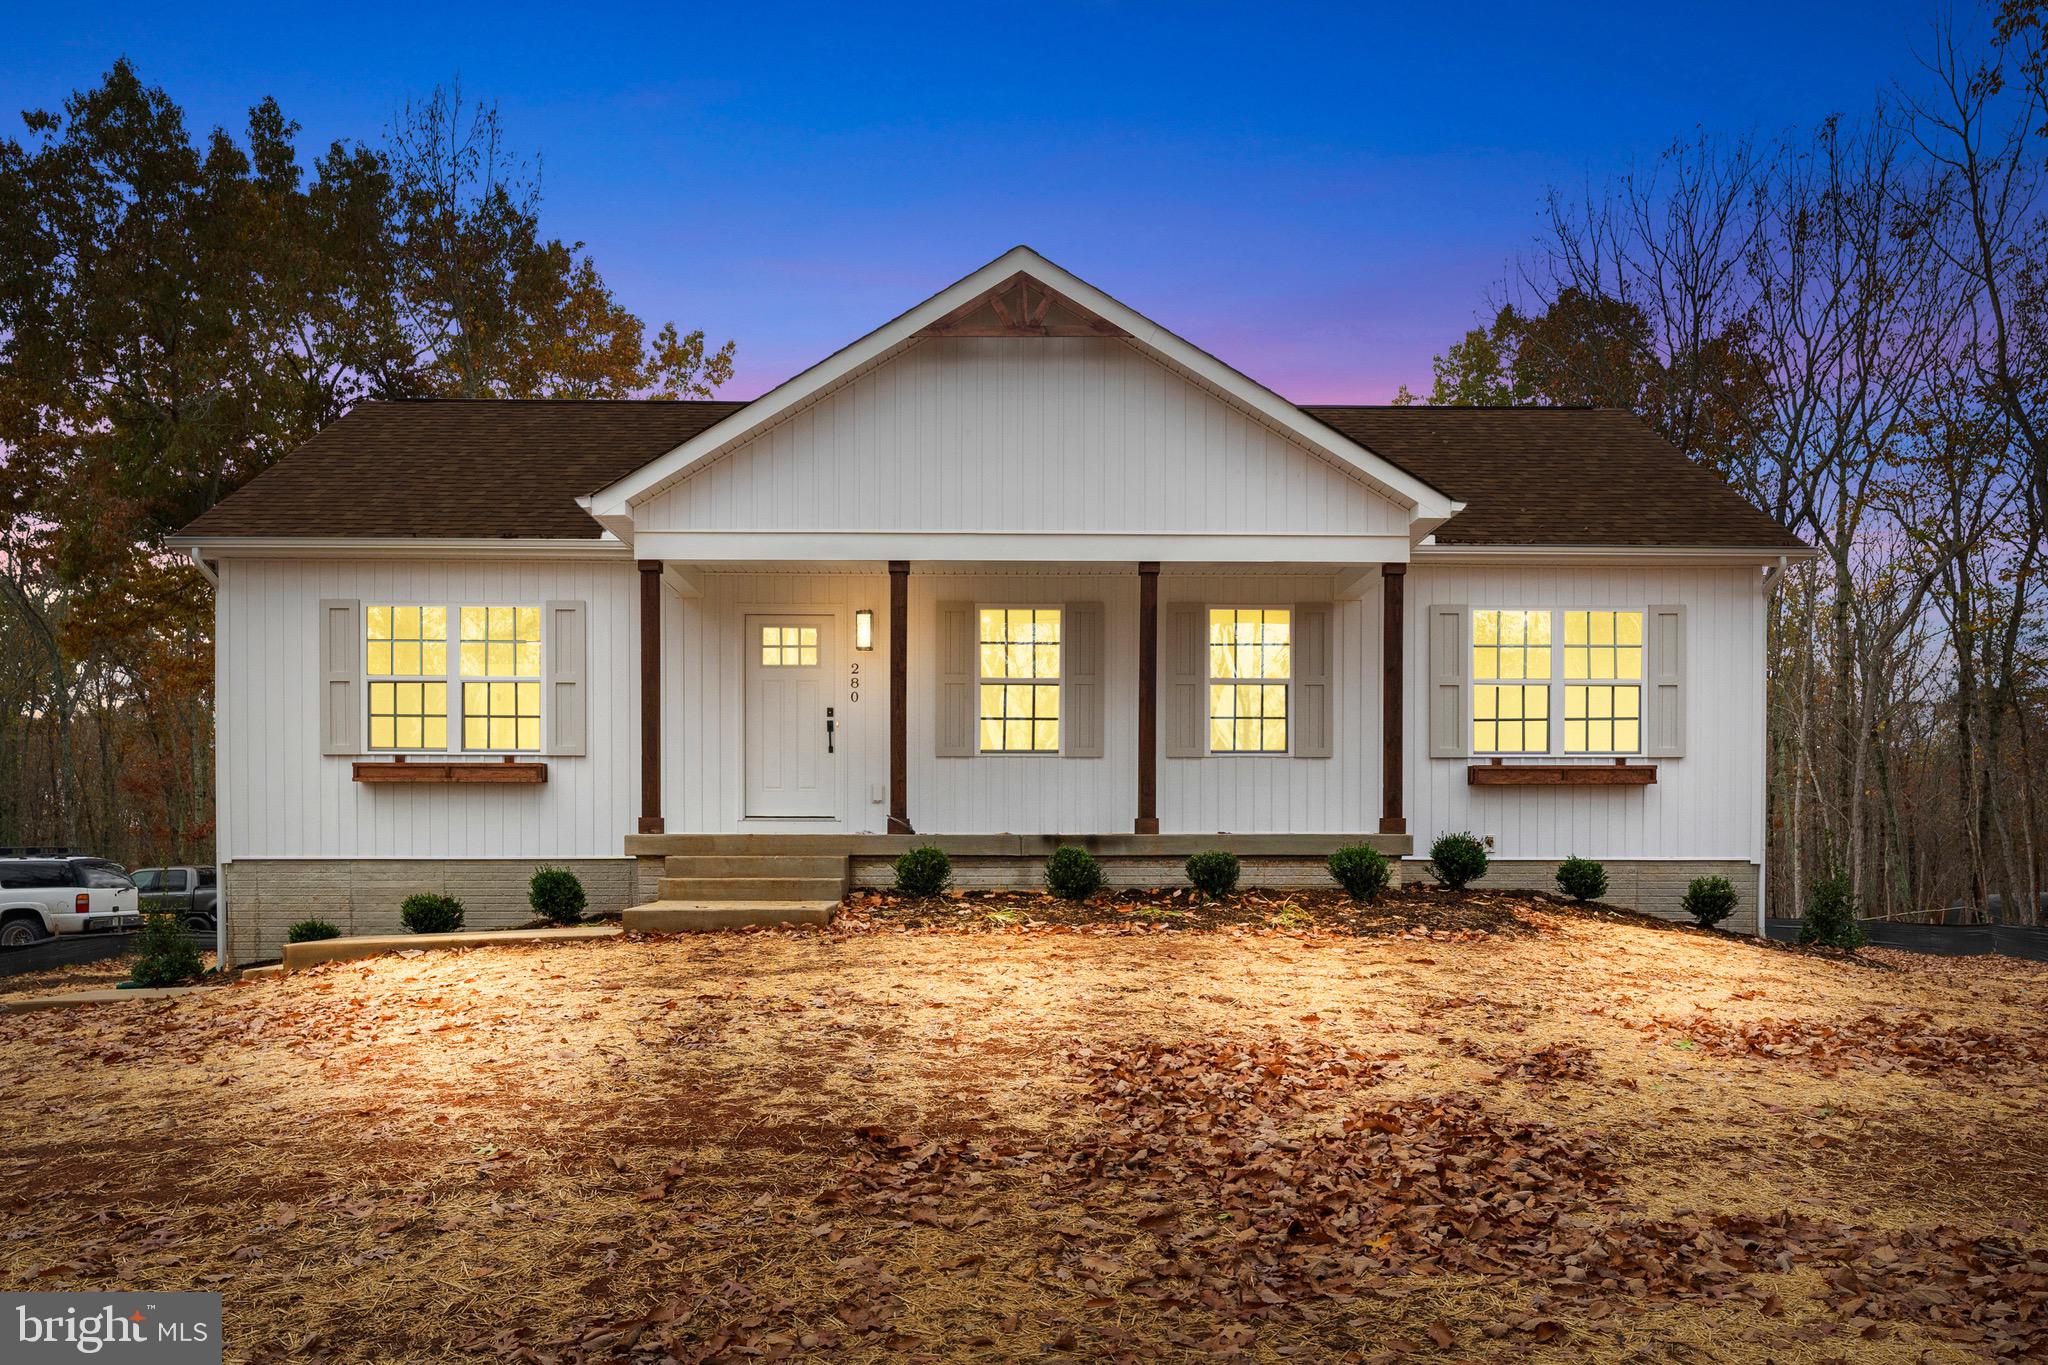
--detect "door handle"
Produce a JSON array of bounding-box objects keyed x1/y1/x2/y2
[{"x1": 826, "y1": 707, "x2": 836, "y2": 754}]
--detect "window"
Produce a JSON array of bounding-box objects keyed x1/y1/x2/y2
[
  {"x1": 1208, "y1": 607, "x2": 1291, "y2": 753},
  {"x1": 364, "y1": 603, "x2": 544, "y2": 754},
  {"x1": 0, "y1": 862, "x2": 71, "y2": 889},
  {"x1": 1467, "y1": 608, "x2": 1648, "y2": 756},
  {"x1": 79, "y1": 862, "x2": 134, "y2": 890},
  {"x1": 1472, "y1": 609, "x2": 1551, "y2": 754},
  {"x1": 978, "y1": 607, "x2": 1060, "y2": 752},
  {"x1": 461, "y1": 607, "x2": 543, "y2": 752},
  {"x1": 1562, "y1": 610, "x2": 1644, "y2": 753},
  {"x1": 131, "y1": 869, "x2": 161, "y2": 894},
  {"x1": 760, "y1": 624, "x2": 818, "y2": 667},
  {"x1": 366, "y1": 606, "x2": 448, "y2": 751}
]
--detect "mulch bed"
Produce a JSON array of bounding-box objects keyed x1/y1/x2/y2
[{"x1": 841, "y1": 884, "x2": 1544, "y2": 937}]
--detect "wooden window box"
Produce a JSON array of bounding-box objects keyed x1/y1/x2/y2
[
  {"x1": 1466, "y1": 762, "x2": 1656, "y2": 787},
  {"x1": 352, "y1": 759, "x2": 548, "y2": 785}
]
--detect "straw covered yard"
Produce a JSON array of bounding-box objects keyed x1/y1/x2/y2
[{"x1": 2, "y1": 889, "x2": 2044, "y2": 1362}]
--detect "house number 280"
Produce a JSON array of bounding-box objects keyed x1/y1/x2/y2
[{"x1": 848, "y1": 661, "x2": 861, "y2": 702}]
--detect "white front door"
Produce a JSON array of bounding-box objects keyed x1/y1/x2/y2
[{"x1": 744, "y1": 615, "x2": 837, "y2": 818}]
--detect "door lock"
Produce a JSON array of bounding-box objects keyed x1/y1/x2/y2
[{"x1": 826, "y1": 707, "x2": 836, "y2": 754}]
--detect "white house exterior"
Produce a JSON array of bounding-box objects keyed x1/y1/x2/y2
[{"x1": 172, "y1": 247, "x2": 1810, "y2": 962}]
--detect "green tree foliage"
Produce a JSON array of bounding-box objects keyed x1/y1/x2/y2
[{"x1": 0, "y1": 63, "x2": 733, "y2": 861}]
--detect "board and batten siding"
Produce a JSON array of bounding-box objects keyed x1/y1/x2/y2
[
  {"x1": 665, "y1": 567, "x2": 1388, "y2": 836},
  {"x1": 216, "y1": 557, "x2": 639, "y2": 861},
  {"x1": 638, "y1": 336, "x2": 1409, "y2": 538},
  {"x1": 1405, "y1": 563, "x2": 1766, "y2": 864}
]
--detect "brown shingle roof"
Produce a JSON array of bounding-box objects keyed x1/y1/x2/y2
[
  {"x1": 1302, "y1": 405, "x2": 1806, "y2": 549},
  {"x1": 177, "y1": 399, "x2": 748, "y2": 540},
  {"x1": 177, "y1": 397, "x2": 1807, "y2": 552}
]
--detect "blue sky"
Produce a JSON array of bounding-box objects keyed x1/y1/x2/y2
[{"x1": 3, "y1": 1, "x2": 1945, "y2": 400}]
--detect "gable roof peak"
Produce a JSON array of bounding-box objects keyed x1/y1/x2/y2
[{"x1": 581, "y1": 245, "x2": 1459, "y2": 534}]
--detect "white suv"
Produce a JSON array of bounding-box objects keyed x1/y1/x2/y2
[{"x1": 0, "y1": 858, "x2": 142, "y2": 947}]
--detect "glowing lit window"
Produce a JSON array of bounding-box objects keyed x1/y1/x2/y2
[
  {"x1": 463, "y1": 680, "x2": 542, "y2": 752},
  {"x1": 978, "y1": 608, "x2": 1060, "y2": 752},
  {"x1": 460, "y1": 606, "x2": 542, "y2": 680},
  {"x1": 1208, "y1": 608, "x2": 1290, "y2": 752},
  {"x1": 1474, "y1": 683, "x2": 1549, "y2": 754},
  {"x1": 1562, "y1": 611, "x2": 1643, "y2": 753},
  {"x1": 1473, "y1": 609, "x2": 1552, "y2": 754},
  {"x1": 1562, "y1": 611, "x2": 1642, "y2": 682},
  {"x1": 459, "y1": 606, "x2": 543, "y2": 751},
  {"x1": 365, "y1": 606, "x2": 447, "y2": 751},
  {"x1": 1564, "y1": 684, "x2": 1640, "y2": 753},
  {"x1": 760, "y1": 625, "x2": 819, "y2": 667}
]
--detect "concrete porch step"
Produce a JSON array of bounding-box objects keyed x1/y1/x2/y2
[
  {"x1": 663, "y1": 854, "x2": 848, "y2": 878},
  {"x1": 623, "y1": 900, "x2": 836, "y2": 932},
  {"x1": 657, "y1": 874, "x2": 848, "y2": 901}
]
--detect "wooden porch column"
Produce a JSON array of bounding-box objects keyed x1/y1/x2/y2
[
  {"x1": 1379, "y1": 562, "x2": 1407, "y2": 835},
  {"x1": 1135, "y1": 561, "x2": 1160, "y2": 834},
  {"x1": 887, "y1": 560, "x2": 914, "y2": 834},
  {"x1": 637, "y1": 560, "x2": 664, "y2": 834}
]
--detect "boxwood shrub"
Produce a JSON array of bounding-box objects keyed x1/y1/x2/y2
[
  {"x1": 286, "y1": 918, "x2": 343, "y2": 944},
  {"x1": 1681, "y1": 875, "x2": 1738, "y2": 929},
  {"x1": 1555, "y1": 856, "x2": 1609, "y2": 903},
  {"x1": 529, "y1": 866, "x2": 588, "y2": 926},
  {"x1": 894, "y1": 845, "x2": 953, "y2": 897},
  {"x1": 1427, "y1": 832, "x2": 1489, "y2": 891},
  {"x1": 1184, "y1": 850, "x2": 1241, "y2": 899},
  {"x1": 1043, "y1": 845, "x2": 1104, "y2": 902},
  {"x1": 1327, "y1": 844, "x2": 1391, "y2": 903},
  {"x1": 400, "y1": 893, "x2": 465, "y2": 935}
]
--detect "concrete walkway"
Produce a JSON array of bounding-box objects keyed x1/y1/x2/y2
[
  {"x1": 280, "y1": 923, "x2": 620, "y2": 971},
  {"x1": 622, "y1": 900, "x2": 836, "y2": 931}
]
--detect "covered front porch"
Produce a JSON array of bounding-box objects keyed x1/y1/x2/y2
[{"x1": 626, "y1": 556, "x2": 1416, "y2": 846}]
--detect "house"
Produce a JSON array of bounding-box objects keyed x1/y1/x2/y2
[{"x1": 169, "y1": 247, "x2": 1812, "y2": 962}]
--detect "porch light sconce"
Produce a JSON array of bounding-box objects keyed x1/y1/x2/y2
[{"x1": 854, "y1": 609, "x2": 875, "y2": 651}]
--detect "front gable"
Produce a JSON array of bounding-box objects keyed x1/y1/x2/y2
[
  {"x1": 638, "y1": 333, "x2": 1413, "y2": 541},
  {"x1": 584, "y1": 247, "x2": 1457, "y2": 560}
]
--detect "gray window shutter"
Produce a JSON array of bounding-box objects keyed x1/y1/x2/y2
[
  {"x1": 1293, "y1": 602, "x2": 1333, "y2": 758},
  {"x1": 1164, "y1": 604, "x2": 1206, "y2": 758},
  {"x1": 935, "y1": 601, "x2": 975, "y2": 757},
  {"x1": 1646, "y1": 603, "x2": 1687, "y2": 757},
  {"x1": 319, "y1": 598, "x2": 361, "y2": 756},
  {"x1": 1063, "y1": 601, "x2": 1104, "y2": 758},
  {"x1": 1427, "y1": 603, "x2": 1468, "y2": 759},
  {"x1": 544, "y1": 600, "x2": 587, "y2": 756}
]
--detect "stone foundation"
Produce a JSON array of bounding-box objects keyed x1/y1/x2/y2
[{"x1": 222, "y1": 859, "x2": 640, "y2": 964}]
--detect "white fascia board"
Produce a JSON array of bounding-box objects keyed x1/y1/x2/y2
[
  {"x1": 1412, "y1": 543, "x2": 1820, "y2": 566},
  {"x1": 164, "y1": 535, "x2": 633, "y2": 561},
  {"x1": 634, "y1": 530, "x2": 1414, "y2": 566},
  {"x1": 584, "y1": 245, "x2": 1458, "y2": 523}
]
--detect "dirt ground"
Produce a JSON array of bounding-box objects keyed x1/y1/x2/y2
[{"x1": 1, "y1": 889, "x2": 2043, "y2": 1363}]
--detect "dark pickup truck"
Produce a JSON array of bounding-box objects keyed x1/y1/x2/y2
[{"x1": 132, "y1": 866, "x2": 219, "y2": 933}]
